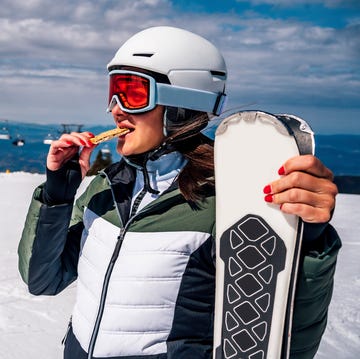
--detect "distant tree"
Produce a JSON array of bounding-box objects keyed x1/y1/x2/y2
[{"x1": 87, "y1": 147, "x2": 113, "y2": 176}]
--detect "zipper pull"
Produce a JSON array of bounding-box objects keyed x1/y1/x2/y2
[{"x1": 110, "y1": 228, "x2": 126, "y2": 263}]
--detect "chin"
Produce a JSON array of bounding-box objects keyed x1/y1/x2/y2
[
  {"x1": 116, "y1": 143, "x2": 126, "y2": 156},
  {"x1": 117, "y1": 146, "x2": 134, "y2": 158}
]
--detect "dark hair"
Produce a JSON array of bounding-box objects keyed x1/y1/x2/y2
[{"x1": 167, "y1": 114, "x2": 215, "y2": 203}]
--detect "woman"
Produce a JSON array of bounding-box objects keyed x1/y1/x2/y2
[{"x1": 18, "y1": 26, "x2": 341, "y2": 359}]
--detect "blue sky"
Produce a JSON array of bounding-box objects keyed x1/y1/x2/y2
[
  {"x1": 174, "y1": 0, "x2": 357, "y2": 28},
  {"x1": 0, "y1": 0, "x2": 359, "y2": 134}
]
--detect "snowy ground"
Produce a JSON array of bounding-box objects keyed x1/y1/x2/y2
[{"x1": 0, "y1": 172, "x2": 359, "y2": 358}]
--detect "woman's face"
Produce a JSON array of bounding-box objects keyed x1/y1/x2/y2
[{"x1": 111, "y1": 103, "x2": 165, "y2": 157}]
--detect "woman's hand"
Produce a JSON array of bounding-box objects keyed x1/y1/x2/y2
[
  {"x1": 47, "y1": 131, "x2": 96, "y2": 179},
  {"x1": 263, "y1": 155, "x2": 338, "y2": 223}
]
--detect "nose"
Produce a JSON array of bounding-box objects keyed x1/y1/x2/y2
[
  {"x1": 111, "y1": 103, "x2": 131, "y2": 127},
  {"x1": 111, "y1": 102, "x2": 127, "y2": 117}
]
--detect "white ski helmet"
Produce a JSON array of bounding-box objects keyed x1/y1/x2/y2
[{"x1": 107, "y1": 26, "x2": 227, "y2": 116}]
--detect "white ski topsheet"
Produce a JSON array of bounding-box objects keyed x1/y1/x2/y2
[{"x1": 213, "y1": 111, "x2": 313, "y2": 359}]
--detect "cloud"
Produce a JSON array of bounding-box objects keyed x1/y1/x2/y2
[
  {"x1": 0, "y1": 0, "x2": 359, "y2": 133},
  {"x1": 207, "y1": 15, "x2": 360, "y2": 112}
]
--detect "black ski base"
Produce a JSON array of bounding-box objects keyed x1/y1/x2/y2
[{"x1": 215, "y1": 214, "x2": 287, "y2": 359}]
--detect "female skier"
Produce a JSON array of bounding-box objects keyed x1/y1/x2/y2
[{"x1": 18, "y1": 26, "x2": 341, "y2": 359}]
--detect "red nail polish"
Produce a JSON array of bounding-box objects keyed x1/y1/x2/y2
[
  {"x1": 278, "y1": 166, "x2": 285, "y2": 175},
  {"x1": 66, "y1": 141, "x2": 73, "y2": 145},
  {"x1": 80, "y1": 140, "x2": 86, "y2": 145},
  {"x1": 264, "y1": 194, "x2": 273, "y2": 203},
  {"x1": 88, "y1": 132, "x2": 95, "y2": 138},
  {"x1": 263, "y1": 185, "x2": 271, "y2": 194}
]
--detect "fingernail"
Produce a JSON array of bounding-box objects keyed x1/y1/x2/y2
[
  {"x1": 80, "y1": 140, "x2": 86, "y2": 146},
  {"x1": 264, "y1": 194, "x2": 273, "y2": 203},
  {"x1": 66, "y1": 141, "x2": 73, "y2": 145},
  {"x1": 263, "y1": 185, "x2": 272, "y2": 194},
  {"x1": 88, "y1": 132, "x2": 95, "y2": 138},
  {"x1": 278, "y1": 166, "x2": 285, "y2": 175}
]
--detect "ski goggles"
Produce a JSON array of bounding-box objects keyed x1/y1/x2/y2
[{"x1": 107, "y1": 70, "x2": 226, "y2": 115}]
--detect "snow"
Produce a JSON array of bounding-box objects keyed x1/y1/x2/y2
[
  {"x1": 316, "y1": 193, "x2": 360, "y2": 358},
  {"x1": 0, "y1": 172, "x2": 359, "y2": 358}
]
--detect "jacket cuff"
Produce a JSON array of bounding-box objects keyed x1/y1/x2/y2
[{"x1": 43, "y1": 156, "x2": 82, "y2": 205}]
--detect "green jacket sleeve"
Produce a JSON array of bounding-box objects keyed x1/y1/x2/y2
[
  {"x1": 17, "y1": 184, "x2": 85, "y2": 295},
  {"x1": 290, "y1": 224, "x2": 342, "y2": 358}
]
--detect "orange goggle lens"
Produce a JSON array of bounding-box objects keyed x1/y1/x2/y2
[{"x1": 109, "y1": 74, "x2": 150, "y2": 110}]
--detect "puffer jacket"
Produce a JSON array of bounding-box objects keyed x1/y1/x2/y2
[{"x1": 18, "y1": 157, "x2": 341, "y2": 359}]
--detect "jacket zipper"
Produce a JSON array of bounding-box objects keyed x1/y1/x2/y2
[
  {"x1": 87, "y1": 227, "x2": 126, "y2": 359},
  {"x1": 86, "y1": 177, "x2": 151, "y2": 358}
]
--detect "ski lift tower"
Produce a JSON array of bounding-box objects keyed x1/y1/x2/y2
[
  {"x1": 43, "y1": 123, "x2": 84, "y2": 145},
  {"x1": 60, "y1": 123, "x2": 84, "y2": 134}
]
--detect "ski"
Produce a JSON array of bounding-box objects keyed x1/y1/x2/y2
[{"x1": 213, "y1": 110, "x2": 314, "y2": 359}]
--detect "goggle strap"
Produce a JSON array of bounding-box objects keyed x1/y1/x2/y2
[{"x1": 156, "y1": 83, "x2": 224, "y2": 115}]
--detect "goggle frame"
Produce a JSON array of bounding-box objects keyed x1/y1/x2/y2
[{"x1": 107, "y1": 70, "x2": 226, "y2": 115}]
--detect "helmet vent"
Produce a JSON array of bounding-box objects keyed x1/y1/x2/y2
[
  {"x1": 210, "y1": 70, "x2": 226, "y2": 77},
  {"x1": 133, "y1": 53, "x2": 154, "y2": 57}
]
